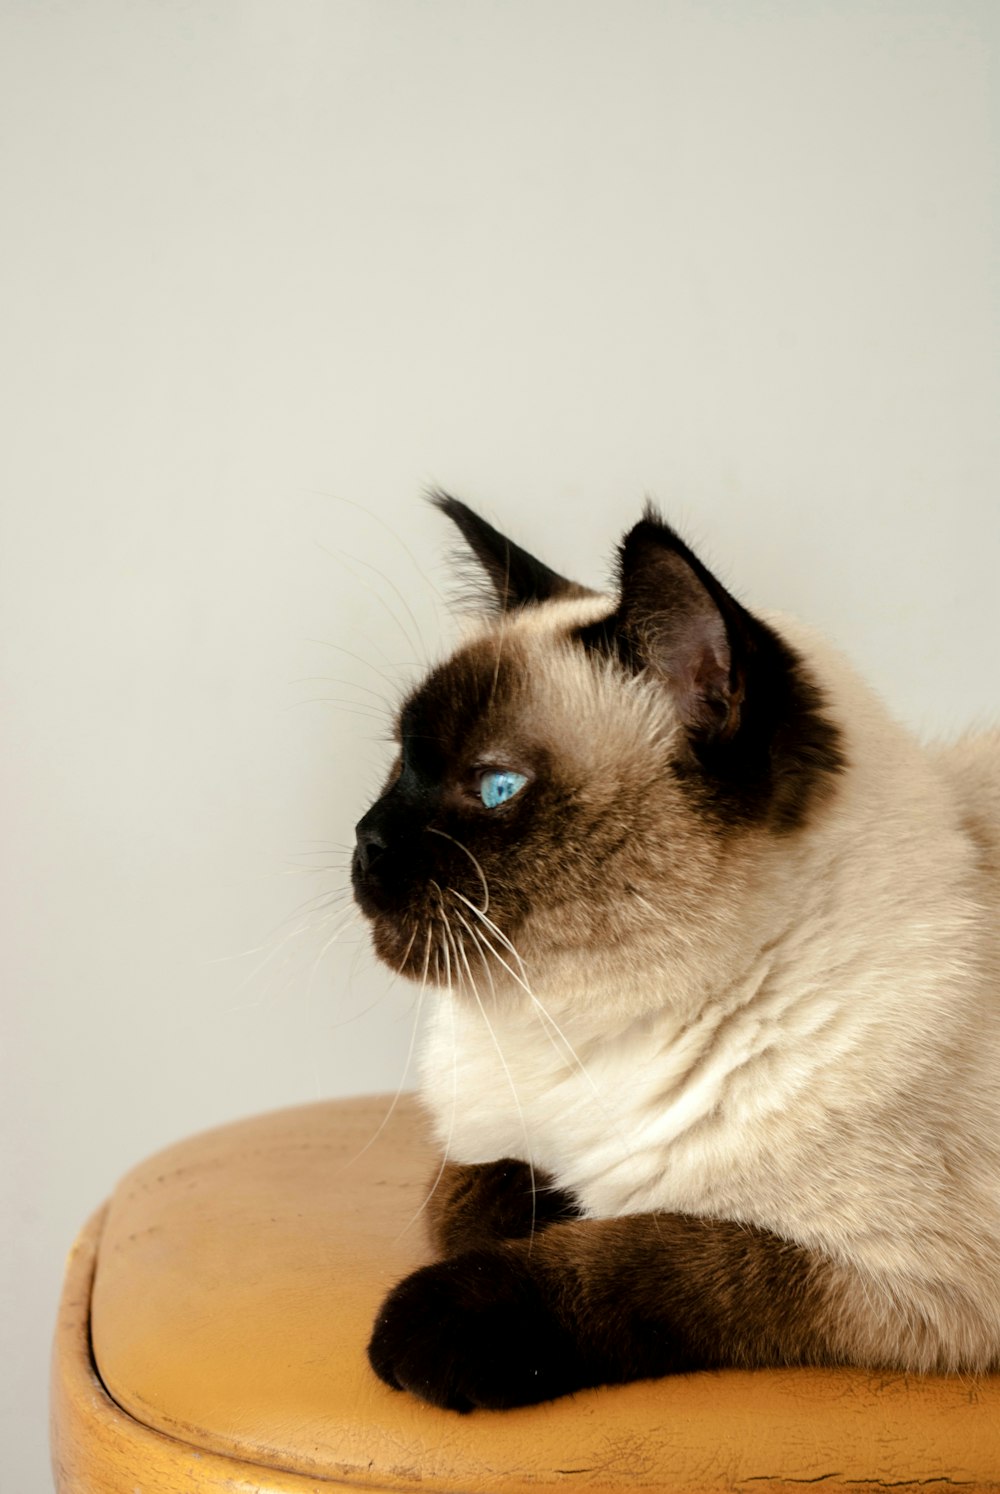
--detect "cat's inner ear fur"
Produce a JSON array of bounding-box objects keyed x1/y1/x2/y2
[{"x1": 430, "y1": 490, "x2": 593, "y2": 613}]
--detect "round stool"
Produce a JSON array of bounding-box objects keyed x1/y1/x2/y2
[{"x1": 51, "y1": 1094, "x2": 1000, "y2": 1492}]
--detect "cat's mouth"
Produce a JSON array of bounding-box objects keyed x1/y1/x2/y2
[
  {"x1": 360, "y1": 901, "x2": 476, "y2": 986},
  {"x1": 375, "y1": 911, "x2": 483, "y2": 989},
  {"x1": 360, "y1": 893, "x2": 528, "y2": 997},
  {"x1": 352, "y1": 816, "x2": 530, "y2": 993},
  {"x1": 351, "y1": 850, "x2": 435, "y2": 978}
]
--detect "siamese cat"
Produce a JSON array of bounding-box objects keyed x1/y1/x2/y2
[{"x1": 352, "y1": 495, "x2": 1000, "y2": 1412}]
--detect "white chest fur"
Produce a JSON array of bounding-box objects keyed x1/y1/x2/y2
[{"x1": 417, "y1": 953, "x2": 863, "y2": 1224}]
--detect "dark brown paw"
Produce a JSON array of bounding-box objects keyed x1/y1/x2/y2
[
  {"x1": 367, "y1": 1249, "x2": 586, "y2": 1411},
  {"x1": 434, "y1": 1158, "x2": 579, "y2": 1255}
]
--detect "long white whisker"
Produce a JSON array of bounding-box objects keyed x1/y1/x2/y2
[
  {"x1": 306, "y1": 907, "x2": 362, "y2": 1002},
  {"x1": 213, "y1": 886, "x2": 351, "y2": 967},
  {"x1": 222, "y1": 896, "x2": 359, "y2": 1014},
  {"x1": 217, "y1": 917, "x2": 315, "y2": 975},
  {"x1": 448, "y1": 919, "x2": 538, "y2": 1247},
  {"x1": 451, "y1": 902, "x2": 533, "y2": 997},
  {"x1": 447, "y1": 888, "x2": 529, "y2": 982},
  {"x1": 425, "y1": 828, "x2": 490, "y2": 914},
  {"x1": 399, "y1": 897, "x2": 456, "y2": 1236},
  {"x1": 287, "y1": 695, "x2": 388, "y2": 721},
  {"x1": 525, "y1": 987, "x2": 609, "y2": 1111},
  {"x1": 316, "y1": 543, "x2": 428, "y2": 666},
  {"x1": 452, "y1": 907, "x2": 497, "y2": 998},
  {"x1": 429, "y1": 881, "x2": 452, "y2": 993},
  {"x1": 399, "y1": 963, "x2": 458, "y2": 1239},
  {"x1": 341, "y1": 925, "x2": 429, "y2": 1171},
  {"x1": 448, "y1": 895, "x2": 624, "y2": 1150},
  {"x1": 342, "y1": 550, "x2": 432, "y2": 667},
  {"x1": 291, "y1": 673, "x2": 391, "y2": 705},
  {"x1": 304, "y1": 637, "x2": 402, "y2": 694},
  {"x1": 319, "y1": 490, "x2": 451, "y2": 608},
  {"x1": 284, "y1": 885, "x2": 353, "y2": 918},
  {"x1": 450, "y1": 904, "x2": 595, "y2": 1093}
]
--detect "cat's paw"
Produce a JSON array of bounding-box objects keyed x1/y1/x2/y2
[
  {"x1": 367, "y1": 1249, "x2": 584, "y2": 1411},
  {"x1": 477, "y1": 1159, "x2": 579, "y2": 1238},
  {"x1": 432, "y1": 1158, "x2": 578, "y2": 1254}
]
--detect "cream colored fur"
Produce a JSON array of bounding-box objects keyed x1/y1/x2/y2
[{"x1": 418, "y1": 602, "x2": 1000, "y2": 1372}]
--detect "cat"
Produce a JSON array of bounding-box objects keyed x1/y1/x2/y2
[{"x1": 351, "y1": 493, "x2": 1000, "y2": 1412}]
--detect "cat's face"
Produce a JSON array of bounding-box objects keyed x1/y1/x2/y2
[
  {"x1": 352, "y1": 605, "x2": 695, "y2": 987},
  {"x1": 352, "y1": 496, "x2": 844, "y2": 1001}
]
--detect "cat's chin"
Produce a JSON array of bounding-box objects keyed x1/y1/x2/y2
[{"x1": 367, "y1": 916, "x2": 429, "y2": 979}]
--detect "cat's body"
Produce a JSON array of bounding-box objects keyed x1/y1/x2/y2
[{"x1": 353, "y1": 498, "x2": 1000, "y2": 1409}]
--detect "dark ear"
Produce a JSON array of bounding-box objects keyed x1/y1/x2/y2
[
  {"x1": 613, "y1": 511, "x2": 747, "y2": 738},
  {"x1": 430, "y1": 491, "x2": 591, "y2": 612},
  {"x1": 582, "y1": 508, "x2": 845, "y2": 830}
]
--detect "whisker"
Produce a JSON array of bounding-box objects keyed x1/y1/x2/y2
[
  {"x1": 316, "y1": 542, "x2": 428, "y2": 666},
  {"x1": 304, "y1": 637, "x2": 402, "y2": 694},
  {"x1": 289, "y1": 674, "x2": 393, "y2": 705},
  {"x1": 451, "y1": 908, "x2": 499, "y2": 994},
  {"x1": 305, "y1": 907, "x2": 363, "y2": 1002},
  {"x1": 340, "y1": 925, "x2": 430, "y2": 1169},
  {"x1": 211, "y1": 886, "x2": 351, "y2": 966},
  {"x1": 219, "y1": 907, "x2": 350, "y2": 1007},
  {"x1": 449, "y1": 896, "x2": 533, "y2": 997},
  {"x1": 398, "y1": 965, "x2": 459, "y2": 1239},
  {"x1": 397, "y1": 898, "x2": 459, "y2": 1236},
  {"x1": 340, "y1": 550, "x2": 433, "y2": 668},
  {"x1": 446, "y1": 888, "x2": 529, "y2": 981},
  {"x1": 451, "y1": 908, "x2": 497, "y2": 998},
  {"x1": 285, "y1": 886, "x2": 353, "y2": 917},
  {"x1": 221, "y1": 894, "x2": 358, "y2": 1017},
  {"x1": 447, "y1": 892, "x2": 622, "y2": 1150},
  {"x1": 524, "y1": 986, "x2": 609, "y2": 1112},
  {"x1": 452, "y1": 919, "x2": 538, "y2": 1247},
  {"x1": 434, "y1": 890, "x2": 454, "y2": 997},
  {"x1": 285, "y1": 696, "x2": 389, "y2": 720},
  {"x1": 426, "y1": 827, "x2": 490, "y2": 913},
  {"x1": 318, "y1": 490, "x2": 450, "y2": 608}
]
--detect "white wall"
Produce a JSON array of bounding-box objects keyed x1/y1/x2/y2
[{"x1": 3, "y1": 1, "x2": 998, "y2": 1485}]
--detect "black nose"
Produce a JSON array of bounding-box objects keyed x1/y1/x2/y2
[{"x1": 353, "y1": 822, "x2": 387, "y2": 877}]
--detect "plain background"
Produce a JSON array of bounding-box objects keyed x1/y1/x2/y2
[{"x1": 2, "y1": 1, "x2": 998, "y2": 1485}]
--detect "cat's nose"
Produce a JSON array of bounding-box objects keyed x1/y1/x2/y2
[{"x1": 353, "y1": 823, "x2": 387, "y2": 876}]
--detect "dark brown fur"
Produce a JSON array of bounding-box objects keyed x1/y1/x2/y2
[{"x1": 369, "y1": 1158, "x2": 851, "y2": 1411}]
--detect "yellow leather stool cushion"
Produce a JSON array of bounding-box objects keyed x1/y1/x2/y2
[{"x1": 52, "y1": 1094, "x2": 1000, "y2": 1492}]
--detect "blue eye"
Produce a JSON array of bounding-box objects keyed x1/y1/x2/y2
[{"x1": 479, "y1": 769, "x2": 528, "y2": 809}]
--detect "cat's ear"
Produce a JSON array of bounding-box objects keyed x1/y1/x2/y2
[
  {"x1": 430, "y1": 491, "x2": 591, "y2": 612},
  {"x1": 603, "y1": 509, "x2": 748, "y2": 739},
  {"x1": 583, "y1": 507, "x2": 845, "y2": 830}
]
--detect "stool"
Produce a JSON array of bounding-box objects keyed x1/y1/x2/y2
[{"x1": 51, "y1": 1094, "x2": 1000, "y2": 1492}]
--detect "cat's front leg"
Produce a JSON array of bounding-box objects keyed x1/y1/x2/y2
[
  {"x1": 425, "y1": 1158, "x2": 580, "y2": 1256},
  {"x1": 368, "y1": 1211, "x2": 854, "y2": 1411}
]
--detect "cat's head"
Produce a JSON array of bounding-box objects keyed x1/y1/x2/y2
[{"x1": 351, "y1": 496, "x2": 844, "y2": 1001}]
